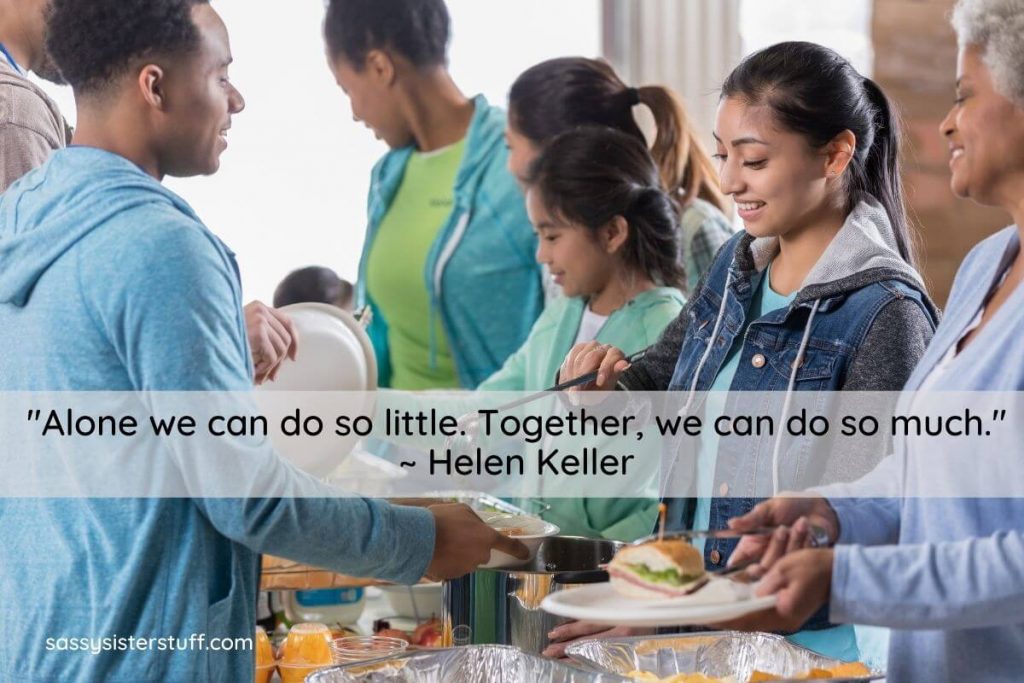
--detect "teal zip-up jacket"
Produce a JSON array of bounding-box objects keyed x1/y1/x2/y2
[
  {"x1": 357, "y1": 95, "x2": 543, "y2": 388},
  {"x1": 478, "y1": 287, "x2": 683, "y2": 393},
  {"x1": 412, "y1": 287, "x2": 684, "y2": 540},
  {"x1": 491, "y1": 288, "x2": 683, "y2": 540}
]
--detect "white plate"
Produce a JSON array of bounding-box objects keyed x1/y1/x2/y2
[
  {"x1": 263, "y1": 303, "x2": 377, "y2": 392},
  {"x1": 541, "y1": 580, "x2": 778, "y2": 627},
  {"x1": 255, "y1": 303, "x2": 377, "y2": 476}
]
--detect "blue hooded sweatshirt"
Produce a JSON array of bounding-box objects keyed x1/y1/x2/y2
[{"x1": 0, "y1": 147, "x2": 435, "y2": 682}]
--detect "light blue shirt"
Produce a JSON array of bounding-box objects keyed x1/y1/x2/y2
[
  {"x1": 692, "y1": 265, "x2": 858, "y2": 662},
  {"x1": 826, "y1": 227, "x2": 1024, "y2": 682}
]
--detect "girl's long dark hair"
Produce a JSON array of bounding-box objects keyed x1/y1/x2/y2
[
  {"x1": 722, "y1": 41, "x2": 917, "y2": 266},
  {"x1": 527, "y1": 126, "x2": 685, "y2": 290},
  {"x1": 510, "y1": 57, "x2": 726, "y2": 214}
]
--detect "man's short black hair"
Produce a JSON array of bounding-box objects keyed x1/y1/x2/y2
[
  {"x1": 324, "y1": 0, "x2": 449, "y2": 69},
  {"x1": 46, "y1": 0, "x2": 210, "y2": 94}
]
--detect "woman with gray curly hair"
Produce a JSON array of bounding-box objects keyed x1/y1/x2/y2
[{"x1": 716, "y1": 1, "x2": 1024, "y2": 681}]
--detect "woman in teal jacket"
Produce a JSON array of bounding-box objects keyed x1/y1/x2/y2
[{"x1": 324, "y1": 0, "x2": 542, "y2": 390}]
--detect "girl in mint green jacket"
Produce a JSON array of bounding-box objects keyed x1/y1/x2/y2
[
  {"x1": 381, "y1": 127, "x2": 684, "y2": 539},
  {"x1": 475, "y1": 126, "x2": 686, "y2": 540}
]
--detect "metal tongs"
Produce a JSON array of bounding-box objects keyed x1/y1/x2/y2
[
  {"x1": 446, "y1": 347, "x2": 649, "y2": 451},
  {"x1": 489, "y1": 347, "x2": 649, "y2": 413},
  {"x1": 631, "y1": 525, "x2": 832, "y2": 548}
]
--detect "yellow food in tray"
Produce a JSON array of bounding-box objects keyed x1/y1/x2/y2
[
  {"x1": 627, "y1": 661, "x2": 871, "y2": 683},
  {"x1": 749, "y1": 662, "x2": 872, "y2": 681},
  {"x1": 627, "y1": 672, "x2": 736, "y2": 682}
]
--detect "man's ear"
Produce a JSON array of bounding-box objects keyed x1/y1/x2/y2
[
  {"x1": 604, "y1": 215, "x2": 630, "y2": 254},
  {"x1": 365, "y1": 49, "x2": 396, "y2": 87},
  {"x1": 137, "y1": 64, "x2": 167, "y2": 110}
]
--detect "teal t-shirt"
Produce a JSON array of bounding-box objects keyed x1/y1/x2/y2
[{"x1": 691, "y1": 264, "x2": 859, "y2": 662}]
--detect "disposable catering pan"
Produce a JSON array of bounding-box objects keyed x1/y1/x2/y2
[
  {"x1": 565, "y1": 631, "x2": 885, "y2": 682},
  {"x1": 306, "y1": 644, "x2": 632, "y2": 682}
]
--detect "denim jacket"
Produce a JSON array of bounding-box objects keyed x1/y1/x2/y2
[{"x1": 623, "y1": 198, "x2": 939, "y2": 581}]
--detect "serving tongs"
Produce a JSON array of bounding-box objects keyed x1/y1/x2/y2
[
  {"x1": 489, "y1": 347, "x2": 649, "y2": 413},
  {"x1": 445, "y1": 347, "x2": 650, "y2": 451},
  {"x1": 631, "y1": 525, "x2": 832, "y2": 548}
]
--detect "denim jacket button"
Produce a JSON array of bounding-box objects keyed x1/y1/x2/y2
[
  {"x1": 719, "y1": 482, "x2": 729, "y2": 496},
  {"x1": 709, "y1": 549, "x2": 722, "y2": 565},
  {"x1": 751, "y1": 353, "x2": 766, "y2": 368}
]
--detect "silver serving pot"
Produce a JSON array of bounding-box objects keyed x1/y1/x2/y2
[{"x1": 442, "y1": 536, "x2": 623, "y2": 654}]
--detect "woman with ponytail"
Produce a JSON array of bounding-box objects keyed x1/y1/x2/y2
[
  {"x1": 507, "y1": 57, "x2": 733, "y2": 294},
  {"x1": 549, "y1": 42, "x2": 939, "y2": 662}
]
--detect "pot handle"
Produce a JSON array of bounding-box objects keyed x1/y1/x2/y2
[{"x1": 552, "y1": 569, "x2": 608, "y2": 585}]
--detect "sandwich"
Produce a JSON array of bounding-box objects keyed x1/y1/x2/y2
[{"x1": 608, "y1": 540, "x2": 706, "y2": 598}]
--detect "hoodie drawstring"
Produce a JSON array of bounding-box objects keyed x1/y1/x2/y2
[
  {"x1": 659, "y1": 272, "x2": 734, "y2": 501},
  {"x1": 770, "y1": 298, "x2": 821, "y2": 495},
  {"x1": 682, "y1": 271, "x2": 733, "y2": 416}
]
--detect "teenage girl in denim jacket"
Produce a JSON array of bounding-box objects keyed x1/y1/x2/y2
[{"x1": 546, "y1": 42, "x2": 939, "y2": 662}]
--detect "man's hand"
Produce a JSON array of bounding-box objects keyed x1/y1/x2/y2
[
  {"x1": 713, "y1": 548, "x2": 834, "y2": 633},
  {"x1": 728, "y1": 495, "x2": 840, "y2": 575},
  {"x1": 244, "y1": 301, "x2": 298, "y2": 385},
  {"x1": 424, "y1": 504, "x2": 529, "y2": 580},
  {"x1": 542, "y1": 623, "x2": 653, "y2": 658},
  {"x1": 558, "y1": 341, "x2": 631, "y2": 391}
]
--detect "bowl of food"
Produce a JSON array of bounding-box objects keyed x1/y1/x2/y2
[{"x1": 475, "y1": 511, "x2": 559, "y2": 569}]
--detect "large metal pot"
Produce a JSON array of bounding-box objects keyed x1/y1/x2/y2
[{"x1": 442, "y1": 536, "x2": 623, "y2": 654}]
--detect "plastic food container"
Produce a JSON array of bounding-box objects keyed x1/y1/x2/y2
[
  {"x1": 254, "y1": 626, "x2": 275, "y2": 683},
  {"x1": 330, "y1": 635, "x2": 409, "y2": 664},
  {"x1": 253, "y1": 663, "x2": 275, "y2": 683},
  {"x1": 277, "y1": 622, "x2": 335, "y2": 682}
]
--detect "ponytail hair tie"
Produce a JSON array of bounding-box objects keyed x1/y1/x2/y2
[{"x1": 627, "y1": 87, "x2": 641, "y2": 106}]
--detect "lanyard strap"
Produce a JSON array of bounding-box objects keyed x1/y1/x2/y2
[{"x1": 0, "y1": 42, "x2": 22, "y2": 74}]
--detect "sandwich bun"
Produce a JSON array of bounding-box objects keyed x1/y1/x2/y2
[{"x1": 608, "y1": 540, "x2": 706, "y2": 598}]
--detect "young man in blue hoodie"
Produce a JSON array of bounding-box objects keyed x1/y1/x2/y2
[{"x1": 0, "y1": 1, "x2": 525, "y2": 681}]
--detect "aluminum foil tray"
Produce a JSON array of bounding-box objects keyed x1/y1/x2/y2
[
  {"x1": 565, "y1": 632, "x2": 885, "y2": 682},
  {"x1": 306, "y1": 645, "x2": 632, "y2": 682}
]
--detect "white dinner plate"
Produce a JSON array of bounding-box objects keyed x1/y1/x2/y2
[
  {"x1": 541, "y1": 579, "x2": 778, "y2": 627},
  {"x1": 262, "y1": 303, "x2": 377, "y2": 392},
  {"x1": 255, "y1": 303, "x2": 377, "y2": 476}
]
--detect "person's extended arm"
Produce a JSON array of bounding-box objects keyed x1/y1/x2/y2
[
  {"x1": 832, "y1": 530, "x2": 1024, "y2": 629},
  {"x1": 85, "y1": 210, "x2": 524, "y2": 581}
]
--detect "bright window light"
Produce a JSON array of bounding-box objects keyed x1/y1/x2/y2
[{"x1": 34, "y1": 1, "x2": 600, "y2": 302}]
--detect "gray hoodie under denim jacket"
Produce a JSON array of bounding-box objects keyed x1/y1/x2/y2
[{"x1": 621, "y1": 199, "x2": 939, "y2": 621}]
